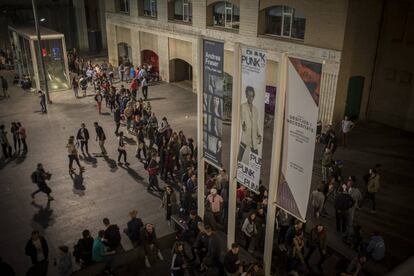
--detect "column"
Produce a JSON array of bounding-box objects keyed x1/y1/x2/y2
[
  {"x1": 191, "y1": 38, "x2": 200, "y2": 93},
  {"x1": 158, "y1": 36, "x2": 169, "y2": 82},
  {"x1": 73, "y1": 0, "x2": 89, "y2": 51},
  {"x1": 192, "y1": 0, "x2": 207, "y2": 29},
  {"x1": 196, "y1": 36, "x2": 205, "y2": 218},
  {"x1": 130, "y1": 0, "x2": 139, "y2": 17},
  {"x1": 99, "y1": 0, "x2": 108, "y2": 49},
  {"x1": 106, "y1": 23, "x2": 118, "y2": 66},
  {"x1": 239, "y1": 0, "x2": 259, "y2": 37},
  {"x1": 157, "y1": 0, "x2": 168, "y2": 23},
  {"x1": 227, "y1": 43, "x2": 241, "y2": 248},
  {"x1": 263, "y1": 53, "x2": 288, "y2": 276},
  {"x1": 131, "y1": 29, "x2": 141, "y2": 67}
]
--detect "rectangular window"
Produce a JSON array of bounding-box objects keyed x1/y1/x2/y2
[
  {"x1": 144, "y1": 0, "x2": 157, "y2": 17},
  {"x1": 119, "y1": 0, "x2": 129, "y2": 14}
]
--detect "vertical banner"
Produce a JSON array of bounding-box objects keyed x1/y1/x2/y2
[
  {"x1": 236, "y1": 47, "x2": 267, "y2": 193},
  {"x1": 277, "y1": 57, "x2": 322, "y2": 221},
  {"x1": 203, "y1": 40, "x2": 224, "y2": 168}
]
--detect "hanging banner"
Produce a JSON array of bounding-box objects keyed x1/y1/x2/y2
[
  {"x1": 236, "y1": 47, "x2": 267, "y2": 193},
  {"x1": 277, "y1": 57, "x2": 322, "y2": 221},
  {"x1": 203, "y1": 40, "x2": 224, "y2": 168}
]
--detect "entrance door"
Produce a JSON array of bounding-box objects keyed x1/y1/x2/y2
[{"x1": 344, "y1": 76, "x2": 365, "y2": 120}]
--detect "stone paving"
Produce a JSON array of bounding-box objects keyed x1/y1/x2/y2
[{"x1": 0, "y1": 71, "x2": 197, "y2": 275}]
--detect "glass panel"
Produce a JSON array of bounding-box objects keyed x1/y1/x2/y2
[
  {"x1": 284, "y1": 6, "x2": 293, "y2": 13},
  {"x1": 174, "y1": 0, "x2": 183, "y2": 20},
  {"x1": 119, "y1": 0, "x2": 129, "y2": 13},
  {"x1": 291, "y1": 10, "x2": 306, "y2": 39},
  {"x1": 151, "y1": 0, "x2": 157, "y2": 17},
  {"x1": 183, "y1": 3, "x2": 189, "y2": 22},
  {"x1": 213, "y1": 2, "x2": 225, "y2": 27},
  {"x1": 283, "y1": 14, "x2": 291, "y2": 37},
  {"x1": 232, "y1": 5, "x2": 240, "y2": 29},
  {"x1": 266, "y1": 6, "x2": 282, "y2": 35}
]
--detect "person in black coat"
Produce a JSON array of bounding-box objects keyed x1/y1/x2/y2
[
  {"x1": 73, "y1": 229, "x2": 94, "y2": 267},
  {"x1": 124, "y1": 210, "x2": 143, "y2": 248},
  {"x1": 335, "y1": 184, "x2": 355, "y2": 233},
  {"x1": 224, "y1": 243, "x2": 241, "y2": 275},
  {"x1": 94, "y1": 122, "x2": 107, "y2": 155},
  {"x1": 102, "y1": 218, "x2": 121, "y2": 251},
  {"x1": 114, "y1": 106, "x2": 121, "y2": 135},
  {"x1": 76, "y1": 123, "x2": 90, "y2": 155},
  {"x1": 25, "y1": 231, "x2": 49, "y2": 275}
]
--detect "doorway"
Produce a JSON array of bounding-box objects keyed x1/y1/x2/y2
[
  {"x1": 169, "y1": 58, "x2": 192, "y2": 82},
  {"x1": 345, "y1": 76, "x2": 365, "y2": 120}
]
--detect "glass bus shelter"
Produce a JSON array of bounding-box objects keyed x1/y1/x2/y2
[{"x1": 8, "y1": 25, "x2": 70, "y2": 92}]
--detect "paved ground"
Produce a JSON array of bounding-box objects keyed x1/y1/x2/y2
[
  {"x1": 1, "y1": 68, "x2": 413, "y2": 275},
  {"x1": 0, "y1": 70, "x2": 197, "y2": 275}
]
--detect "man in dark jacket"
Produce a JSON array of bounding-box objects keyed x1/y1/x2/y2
[
  {"x1": 140, "y1": 223, "x2": 164, "y2": 268},
  {"x1": 114, "y1": 106, "x2": 121, "y2": 135},
  {"x1": 76, "y1": 123, "x2": 90, "y2": 155},
  {"x1": 103, "y1": 218, "x2": 121, "y2": 251},
  {"x1": 25, "y1": 231, "x2": 49, "y2": 275},
  {"x1": 305, "y1": 225, "x2": 328, "y2": 271},
  {"x1": 204, "y1": 225, "x2": 221, "y2": 273},
  {"x1": 335, "y1": 185, "x2": 355, "y2": 233},
  {"x1": 31, "y1": 163, "x2": 53, "y2": 201},
  {"x1": 124, "y1": 210, "x2": 143, "y2": 248},
  {"x1": 94, "y1": 122, "x2": 107, "y2": 155},
  {"x1": 224, "y1": 243, "x2": 241, "y2": 275},
  {"x1": 74, "y1": 229, "x2": 94, "y2": 267}
]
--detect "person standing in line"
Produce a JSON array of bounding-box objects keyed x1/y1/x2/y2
[
  {"x1": 17, "y1": 122, "x2": 28, "y2": 153},
  {"x1": 147, "y1": 152, "x2": 162, "y2": 193},
  {"x1": 224, "y1": 243, "x2": 242, "y2": 276},
  {"x1": 141, "y1": 77, "x2": 149, "y2": 100},
  {"x1": 141, "y1": 223, "x2": 164, "y2": 268},
  {"x1": 31, "y1": 163, "x2": 54, "y2": 201},
  {"x1": 25, "y1": 231, "x2": 49, "y2": 276},
  {"x1": 117, "y1": 131, "x2": 128, "y2": 165},
  {"x1": 0, "y1": 124, "x2": 12, "y2": 159},
  {"x1": 346, "y1": 176, "x2": 362, "y2": 229},
  {"x1": 95, "y1": 90, "x2": 103, "y2": 115},
  {"x1": 341, "y1": 116, "x2": 355, "y2": 148},
  {"x1": 305, "y1": 224, "x2": 328, "y2": 272},
  {"x1": 114, "y1": 105, "x2": 121, "y2": 135},
  {"x1": 66, "y1": 136, "x2": 84, "y2": 173},
  {"x1": 38, "y1": 90, "x2": 47, "y2": 113},
  {"x1": 161, "y1": 185, "x2": 178, "y2": 225},
  {"x1": 10, "y1": 122, "x2": 20, "y2": 154},
  {"x1": 124, "y1": 210, "x2": 144, "y2": 248},
  {"x1": 170, "y1": 242, "x2": 191, "y2": 276},
  {"x1": 0, "y1": 76, "x2": 9, "y2": 98},
  {"x1": 277, "y1": 209, "x2": 291, "y2": 252},
  {"x1": 321, "y1": 148, "x2": 332, "y2": 183},
  {"x1": 102, "y1": 218, "x2": 122, "y2": 252},
  {"x1": 73, "y1": 230, "x2": 94, "y2": 267},
  {"x1": 311, "y1": 183, "x2": 326, "y2": 218},
  {"x1": 55, "y1": 245, "x2": 72, "y2": 276},
  {"x1": 136, "y1": 126, "x2": 147, "y2": 160},
  {"x1": 365, "y1": 168, "x2": 380, "y2": 213},
  {"x1": 335, "y1": 184, "x2": 354, "y2": 233},
  {"x1": 76, "y1": 123, "x2": 90, "y2": 155},
  {"x1": 207, "y1": 188, "x2": 224, "y2": 225},
  {"x1": 241, "y1": 212, "x2": 258, "y2": 253},
  {"x1": 118, "y1": 64, "x2": 125, "y2": 82},
  {"x1": 94, "y1": 122, "x2": 107, "y2": 156},
  {"x1": 72, "y1": 76, "x2": 79, "y2": 98}
]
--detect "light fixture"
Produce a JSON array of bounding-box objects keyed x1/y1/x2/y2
[{"x1": 40, "y1": 18, "x2": 46, "y2": 22}]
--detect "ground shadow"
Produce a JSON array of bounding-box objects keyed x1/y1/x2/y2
[
  {"x1": 101, "y1": 112, "x2": 111, "y2": 116},
  {"x1": 80, "y1": 153, "x2": 98, "y2": 168},
  {"x1": 31, "y1": 200, "x2": 54, "y2": 229},
  {"x1": 123, "y1": 136, "x2": 136, "y2": 145},
  {"x1": 0, "y1": 157, "x2": 13, "y2": 170},
  {"x1": 14, "y1": 152, "x2": 27, "y2": 164},
  {"x1": 104, "y1": 156, "x2": 118, "y2": 172},
  {"x1": 120, "y1": 165, "x2": 145, "y2": 184},
  {"x1": 147, "y1": 97, "x2": 166, "y2": 101},
  {"x1": 71, "y1": 171, "x2": 85, "y2": 196}
]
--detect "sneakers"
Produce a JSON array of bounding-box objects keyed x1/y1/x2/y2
[
  {"x1": 157, "y1": 250, "x2": 164, "y2": 261},
  {"x1": 145, "y1": 256, "x2": 151, "y2": 268}
]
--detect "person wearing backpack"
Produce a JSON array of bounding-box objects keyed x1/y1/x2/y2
[{"x1": 31, "y1": 163, "x2": 53, "y2": 201}]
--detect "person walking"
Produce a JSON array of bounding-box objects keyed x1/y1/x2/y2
[
  {"x1": 341, "y1": 116, "x2": 355, "y2": 148},
  {"x1": 38, "y1": 90, "x2": 47, "y2": 113},
  {"x1": 117, "y1": 131, "x2": 128, "y2": 165},
  {"x1": 141, "y1": 223, "x2": 164, "y2": 268},
  {"x1": 147, "y1": 152, "x2": 162, "y2": 193},
  {"x1": 124, "y1": 210, "x2": 144, "y2": 248},
  {"x1": 0, "y1": 75, "x2": 9, "y2": 98},
  {"x1": 76, "y1": 123, "x2": 90, "y2": 155},
  {"x1": 365, "y1": 168, "x2": 380, "y2": 213},
  {"x1": 305, "y1": 225, "x2": 328, "y2": 272},
  {"x1": 114, "y1": 105, "x2": 121, "y2": 135},
  {"x1": 31, "y1": 163, "x2": 54, "y2": 201},
  {"x1": 66, "y1": 136, "x2": 84, "y2": 173},
  {"x1": 79, "y1": 75, "x2": 88, "y2": 97},
  {"x1": 161, "y1": 185, "x2": 178, "y2": 225},
  {"x1": 95, "y1": 91, "x2": 103, "y2": 115},
  {"x1": 25, "y1": 231, "x2": 49, "y2": 276},
  {"x1": 142, "y1": 77, "x2": 148, "y2": 100},
  {"x1": 10, "y1": 122, "x2": 20, "y2": 154},
  {"x1": 0, "y1": 124, "x2": 12, "y2": 158},
  {"x1": 17, "y1": 122, "x2": 28, "y2": 153},
  {"x1": 94, "y1": 122, "x2": 107, "y2": 156},
  {"x1": 72, "y1": 76, "x2": 79, "y2": 98}
]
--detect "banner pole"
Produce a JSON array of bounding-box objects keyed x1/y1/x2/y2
[
  {"x1": 227, "y1": 42, "x2": 242, "y2": 248},
  {"x1": 264, "y1": 52, "x2": 288, "y2": 275},
  {"x1": 197, "y1": 37, "x2": 205, "y2": 218}
]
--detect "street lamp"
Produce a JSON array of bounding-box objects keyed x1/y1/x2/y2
[{"x1": 31, "y1": 0, "x2": 51, "y2": 104}]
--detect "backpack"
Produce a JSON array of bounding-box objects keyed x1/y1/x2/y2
[{"x1": 31, "y1": 171, "x2": 38, "y2": 183}]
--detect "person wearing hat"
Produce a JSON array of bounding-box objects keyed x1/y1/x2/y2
[
  {"x1": 66, "y1": 136, "x2": 84, "y2": 173},
  {"x1": 206, "y1": 188, "x2": 223, "y2": 225},
  {"x1": 124, "y1": 210, "x2": 144, "y2": 248}
]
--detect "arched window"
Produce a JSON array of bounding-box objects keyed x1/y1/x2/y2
[
  {"x1": 173, "y1": 0, "x2": 192, "y2": 22},
  {"x1": 212, "y1": 1, "x2": 240, "y2": 29},
  {"x1": 265, "y1": 6, "x2": 305, "y2": 40}
]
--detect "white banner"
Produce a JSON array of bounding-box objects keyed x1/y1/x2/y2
[
  {"x1": 236, "y1": 47, "x2": 267, "y2": 193},
  {"x1": 277, "y1": 57, "x2": 322, "y2": 221}
]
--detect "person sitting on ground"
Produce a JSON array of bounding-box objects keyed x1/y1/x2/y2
[
  {"x1": 73, "y1": 229, "x2": 94, "y2": 267},
  {"x1": 102, "y1": 218, "x2": 121, "y2": 252},
  {"x1": 92, "y1": 230, "x2": 116, "y2": 274},
  {"x1": 365, "y1": 232, "x2": 385, "y2": 261}
]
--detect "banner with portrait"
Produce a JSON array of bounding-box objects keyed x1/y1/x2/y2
[
  {"x1": 203, "y1": 40, "x2": 224, "y2": 168},
  {"x1": 277, "y1": 57, "x2": 322, "y2": 221},
  {"x1": 236, "y1": 47, "x2": 267, "y2": 193}
]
